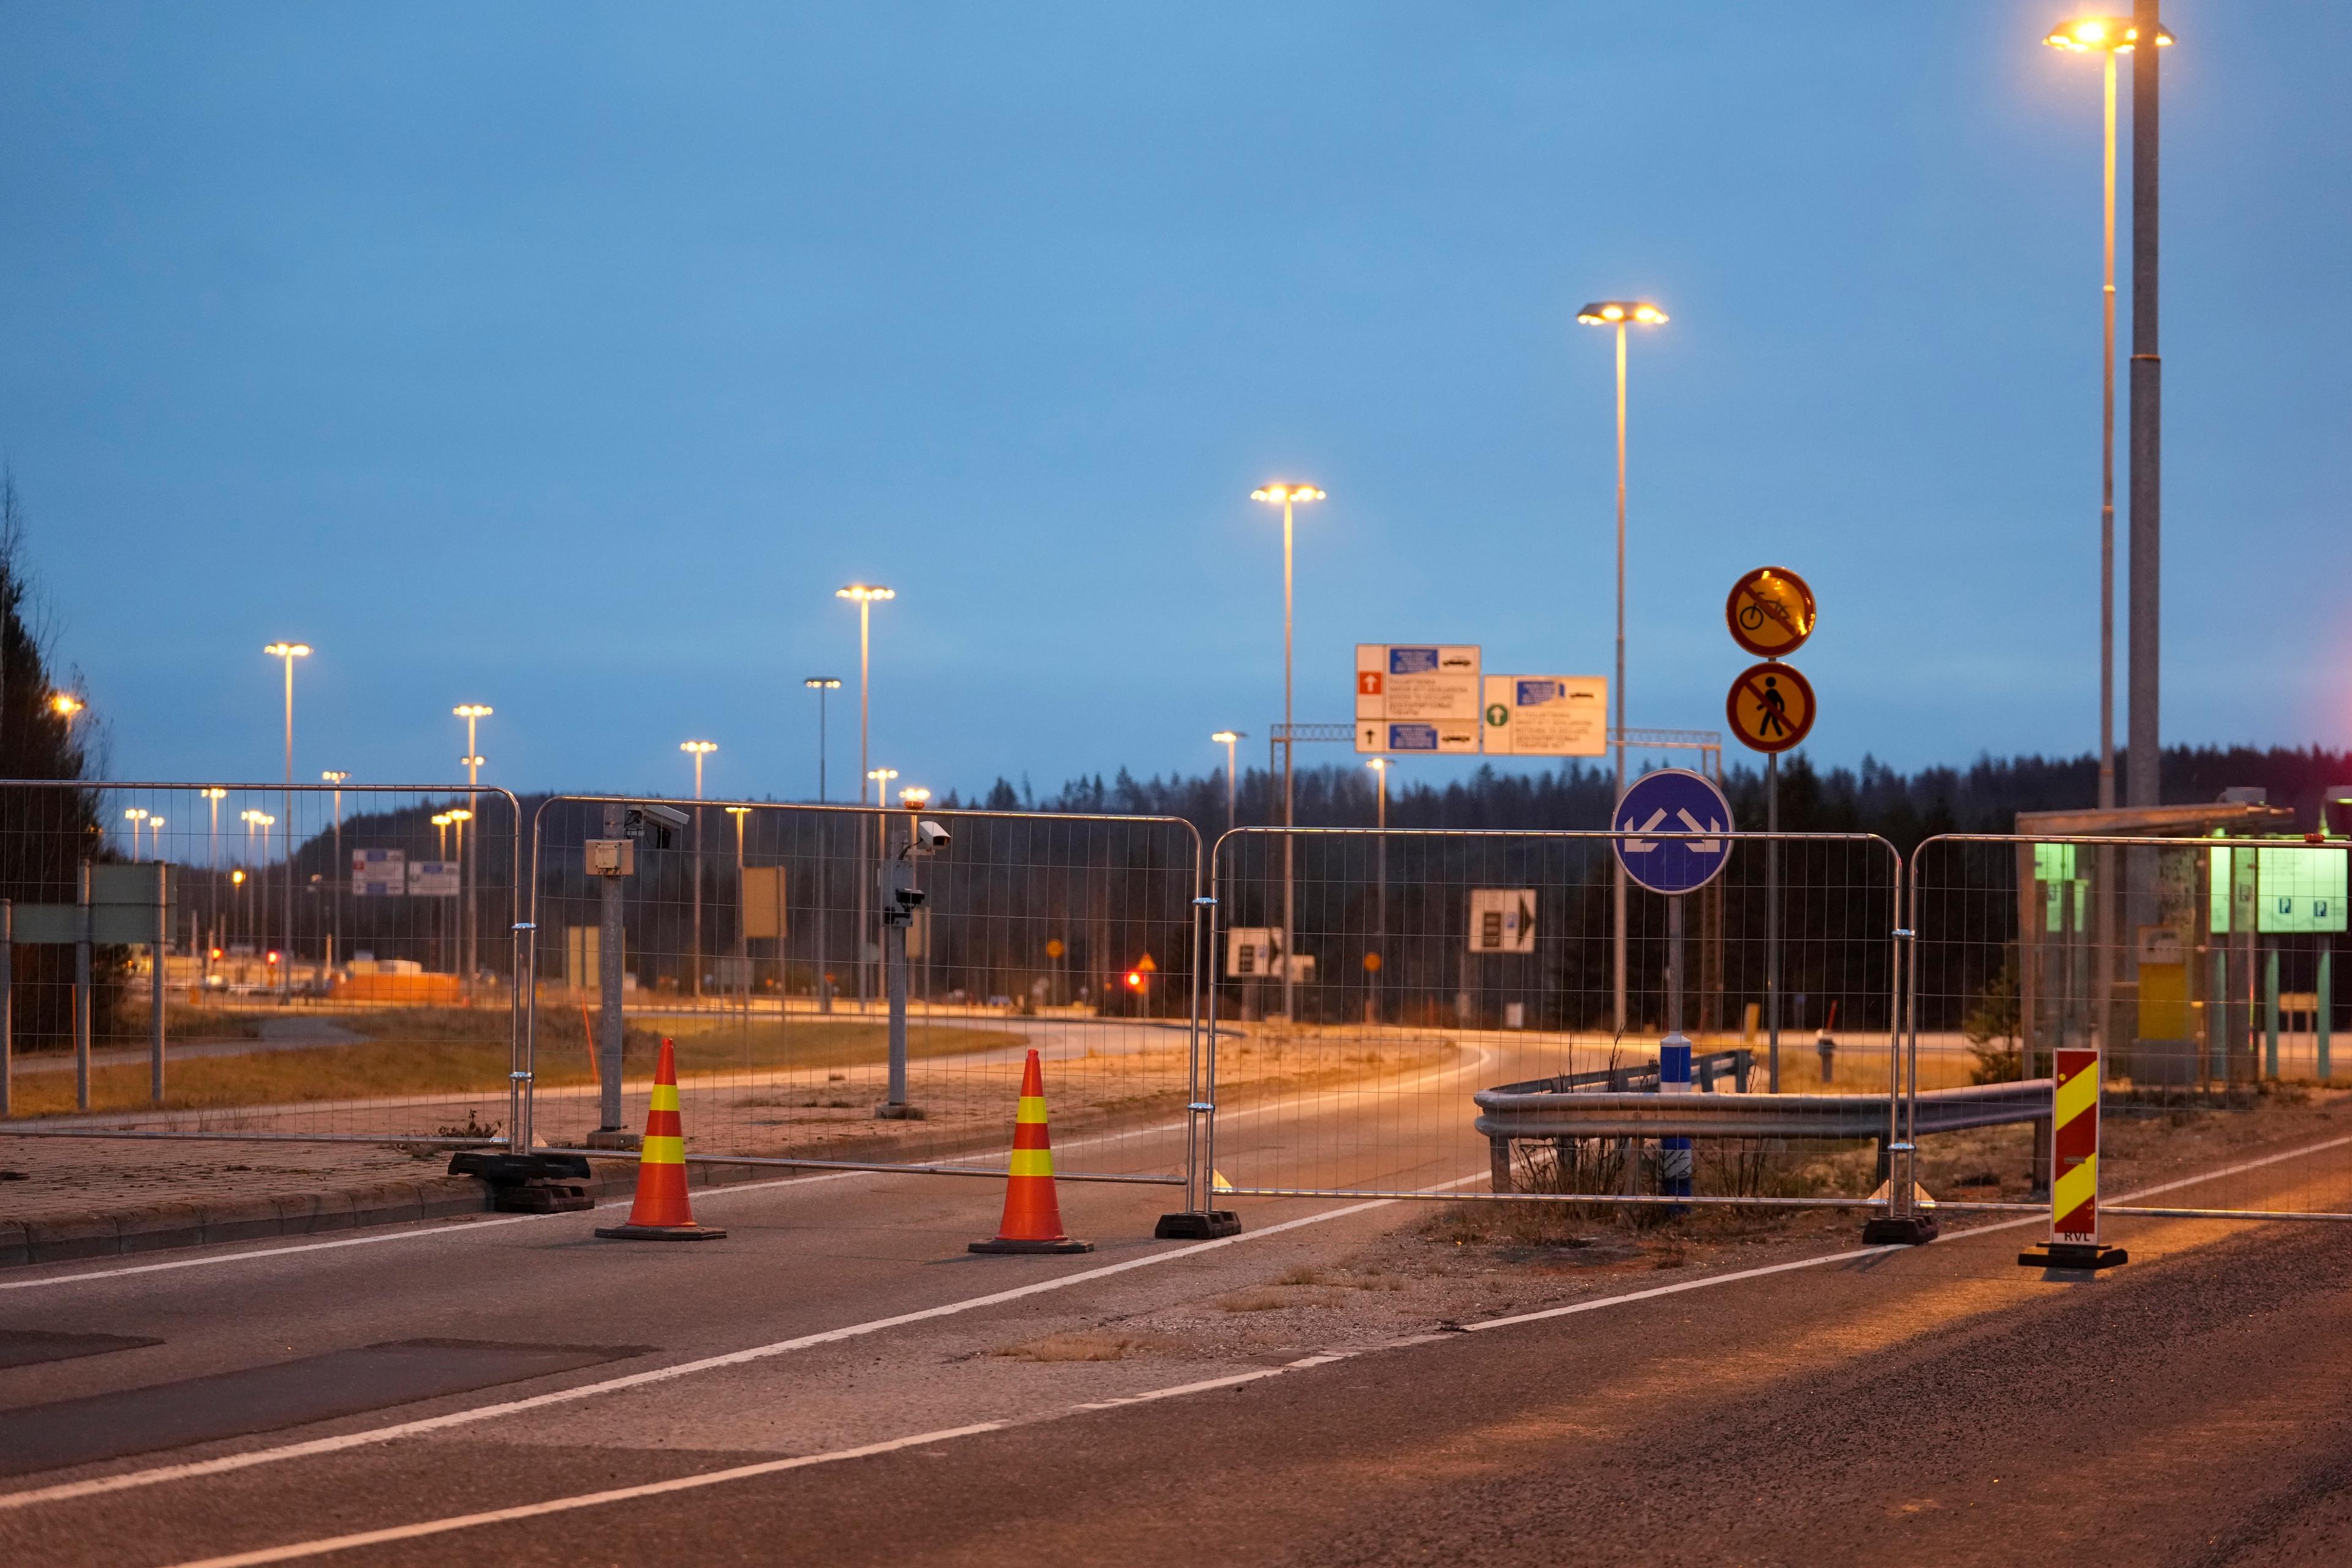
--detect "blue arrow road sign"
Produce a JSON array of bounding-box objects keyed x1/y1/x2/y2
[{"x1": 1612, "y1": 768, "x2": 1734, "y2": 895}]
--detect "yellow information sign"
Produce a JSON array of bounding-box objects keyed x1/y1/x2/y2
[
  {"x1": 1725, "y1": 660, "x2": 1816, "y2": 754},
  {"x1": 1725, "y1": 567, "x2": 1817, "y2": 659}
]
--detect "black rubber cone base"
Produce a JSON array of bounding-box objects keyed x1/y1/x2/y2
[
  {"x1": 1861, "y1": 1215, "x2": 1940, "y2": 1246},
  {"x1": 968, "y1": 1236, "x2": 1093, "y2": 1254},
  {"x1": 594, "y1": 1223, "x2": 728, "y2": 1242},
  {"x1": 1155, "y1": 1210, "x2": 1242, "y2": 1240},
  {"x1": 2019, "y1": 1241, "x2": 2127, "y2": 1271}
]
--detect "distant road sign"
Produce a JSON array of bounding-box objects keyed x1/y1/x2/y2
[
  {"x1": 407, "y1": 859, "x2": 461, "y2": 897},
  {"x1": 1356, "y1": 644, "x2": 1480, "y2": 753},
  {"x1": 1481, "y1": 675, "x2": 1607, "y2": 756},
  {"x1": 353, "y1": 848, "x2": 405, "y2": 897},
  {"x1": 1725, "y1": 660, "x2": 1817, "y2": 754},
  {"x1": 1725, "y1": 567, "x2": 1816, "y2": 659},
  {"x1": 1466, "y1": 888, "x2": 1537, "y2": 954},
  {"x1": 1612, "y1": 769, "x2": 1733, "y2": 895},
  {"x1": 1226, "y1": 927, "x2": 1281, "y2": 978}
]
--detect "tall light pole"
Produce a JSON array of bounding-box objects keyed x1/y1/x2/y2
[
  {"x1": 681, "y1": 740, "x2": 717, "y2": 1000},
  {"x1": 453, "y1": 706, "x2": 491, "y2": 988},
  {"x1": 2127, "y1": 0, "x2": 2166, "y2": 816},
  {"x1": 1212, "y1": 731, "x2": 1243, "y2": 835},
  {"x1": 431, "y1": 813, "x2": 453, "y2": 973},
  {"x1": 1576, "y1": 300, "x2": 1667, "y2": 1037},
  {"x1": 201, "y1": 788, "x2": 227, "y2": 966},
  {"x1": 263, "y1": 642, "x2": 310, "y2": 1000},
  {"x1": 320, "y1": 772, "x2": 348, "y2": 970},
  {"x1": 147, "y1": 812, "x2": 167, "y2": 861},
  {"x1": 1250, "y1": 483, "x2": 1324, "y2": 1025},
  {"x1": 804, "y1": 677, "x2": 842, "y2": 802},
  {"x1": 837, "y1": 584, "x2": 894, "y2": 1008},
  {"x1": 241, "y1": 810, "x2": 264, "y2": 960},
  {"x1": 124, "y1": 809, "x2": 148, "y2": 862}
]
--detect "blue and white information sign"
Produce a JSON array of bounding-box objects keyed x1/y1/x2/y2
[
  {"x1": 1611, "y1": 768, "x2": 1733, "y2": 895},
  {"x1": 352, "y1": 848, "x2": 406, "y2": 897}
]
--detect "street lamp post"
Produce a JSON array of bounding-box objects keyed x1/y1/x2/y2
[
  {"x1": 453, "y1": 706, "x2": 492, "y2": 990},
  {"x1": 201, "y1": 788, "x2": 227, "y2": 970},
  {"x1": 1250, "y1": 483, "x2": 1324, "y2": 1025},
  {"x1": 263, "y1": 643, "x2": 310, "y2": 1000},
  {"x1": 431, "y1": 813, "x2": 453, "y2": 973},
  {"x1": 320, "y1": 772, "x2": 348, "y2": 970},
  {"x1": 1575, "y1": 301, "x2": 1667, "y2": 1038},
  {"x1": 804, "y1": 676, "x2": 844, "y2": 1015},
  {"x1": 837, "y1": 585, "x2": 895, "y2": 1008},
  {"x1": 680, "y1": 741, "x2": 717, "y2": 1001},
  {"x1": 124, "y1": 809, "x2": 148, "y2": 862},
  {"x1": 1212, "y1": 731, "x2": 1243, "y2": 836}
]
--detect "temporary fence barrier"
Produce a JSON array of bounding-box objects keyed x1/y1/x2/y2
[
  {"x1": 524, "y1": 797, "x2": 1204, "y2": 1191},
  {"x1": 0, "y1": 779, "x2": 525, "y2": 1149},
  {"x1": 1200, "y1": 826, "x2": 1908, "y2": 1210},
  {"x1": 1904, "y1": 832, "x2": 2352, "y2": 1224}
]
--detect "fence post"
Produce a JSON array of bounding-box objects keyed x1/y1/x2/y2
[
  {"x1": 2264, "y1": 948, "x2": 2280, "y2": 1080},
  {"x1": 1, "y1": 898, "x2": 12, "y2": 1118},
  {"x1": 1156, "y1": 843, "x2": 1240, "y2": 1240},
  {"x1": 151, "y1": 862, "x2": 167, "y2": 1104},
  {"x1": 597, "y1": 801, "x2": 627, "y2": 1134},
  {"x1": 511, "y1": 920, "x2": 537, "y2": 1152},
  {"x1": 75, "y1": 860, "x2": 91, "y2": 1112},
  {"x1": 2320, "y1": 949, "x2": 2334, "y2": 1085}
]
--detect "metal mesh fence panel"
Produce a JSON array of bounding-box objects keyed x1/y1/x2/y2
[
  {"x1": 526, "y1": 798, "x2": 1200, "y2": 1185},
  {"x1": 1205, "y1": 827, "x2": 1902, "y2": 1207},
  {"x1": 0, "y1": 780, "x2": 524, "y2": 1147},
  {"x1": 1910, "y1": 833, "x2": 2352, "y2": 1221}
]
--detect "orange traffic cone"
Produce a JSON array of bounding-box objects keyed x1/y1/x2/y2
[
  {"x1": 595, "y1": 1038, "x2": 726, "y2": 1241},
  {"x1": 970, "y1": 1049, "x2": 1092, "y2": 1254}
]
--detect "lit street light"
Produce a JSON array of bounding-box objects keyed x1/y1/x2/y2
[
  {"x1": 681, "y1": 740, "x2": 718, "y2": 1000},
  {"x1": 1250, "y1": 482, "x2": 1324, "y2": 1025},
  {"x1": 804, "y1": 677, "x2": 843, "y2": 803},
  {"x1": 124, "y1": 808, "x2": 148, "y2": 861},
  {"x1": 1576, "y1": 299, "x2": 1667, "y2": 1038},
  {"x1": 1212, "y1": 731, "x2": 1244, "y2": 835},
  {"x1": 837, "y1": 584, "x2": 895, "y2": 1008},
  {"x1": 453, "y1": 705, "x2": 492, "y2": 990},
  {"x1": 2045, "y1": 13, "x2": 2173, "y2": 1055},
  {"x1": 263, "y1": 641, "x2": 311, "y2": 1000}
]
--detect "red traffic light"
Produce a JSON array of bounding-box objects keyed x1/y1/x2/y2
[{"x1": 1125, "y1": 970, "x2": 1144, "y2": 990}]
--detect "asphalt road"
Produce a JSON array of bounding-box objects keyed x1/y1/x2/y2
[{"x1": 3, "y1": 1077, "x2": 2350, "y2": 1566}]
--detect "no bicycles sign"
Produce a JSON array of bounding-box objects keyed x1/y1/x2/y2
[{"x1": 1724, "y1": 566, "x2": 1816, "y2": 660}]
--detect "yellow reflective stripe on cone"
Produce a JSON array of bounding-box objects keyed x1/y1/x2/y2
[
  {"x1": 641, "y1": 1135, "x2": 686, "y2": 1166},
  {"x1": 1016, "y1": 1096, "x2": 1049, "y2": 1125},
  {"x1": 649, "y1": 1084, "x2": 681, "y2": 1113},
  {"x1": 1008, "y1": 1148, "x2": 1055, "y2": 1179}
]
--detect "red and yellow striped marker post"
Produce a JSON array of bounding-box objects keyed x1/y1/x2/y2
[
  {"x1": 2019, "y1": 1047, "x2": 2125, "y2": 1270},
  {"x1": 595, "y1": 1037, "x2": 726, "y2": 1242},
  {"x1": 971, "y1": 1048, "x2": 1093, "y2": 1255}
]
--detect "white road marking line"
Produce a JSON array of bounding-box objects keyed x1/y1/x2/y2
[
  {"x1": 0, "y1": 1042, "x2": 1495, "y2": 1294},
  {"x1": 0, "y1": 1169, "x2": 869, "y2": 1294},
  {"x1": 0, "y1": 1192, "x2": 1436, "y2": 1513}
]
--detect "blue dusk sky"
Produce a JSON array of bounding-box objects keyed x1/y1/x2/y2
[{"x1": 1, "y1": 2, "x2": 2345, "y2": 802}]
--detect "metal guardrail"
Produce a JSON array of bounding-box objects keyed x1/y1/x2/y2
[
  {"x1": 1474, "y1": 1077, "x2": 2052, "y2": 1142},
  {"x1": 1488, "y1": 1048, "x2": 1754, "y2": 1098}
]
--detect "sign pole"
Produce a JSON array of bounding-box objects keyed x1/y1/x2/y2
[
  {"x1": 1767, "y1": 752, "x2": 1780, "y2": 1095},
  {"x1": 1662, "y1": 892, "x2": 1692, "y2": 1203}
]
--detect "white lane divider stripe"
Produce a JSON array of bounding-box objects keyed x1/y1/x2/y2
[{"x1": 0, "y1": 1189, "x2": 1452, "y2": 1513}]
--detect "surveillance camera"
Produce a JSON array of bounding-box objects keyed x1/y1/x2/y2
[
  {"x1": 893, "y1": 885, "x2": 927, "y2": 909},
  {"x1": 916, "y1": 819, "x2": 951, "y2": 853},
  {"x1": 624, "y1": 802, "x2": 692, "y2": 849}
]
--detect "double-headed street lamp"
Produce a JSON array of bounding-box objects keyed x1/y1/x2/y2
[
  {"x1": 804, "y1": 677, "x2": 843, "y2": 802},
  {"x1": 264, "y1": 643, "x2": 310, "y2": 998},
  {"x1": 1575, "y1": 300, "x2": 1667, "y2": 1038},
  {"x1": 1211, "y1": 731, "x2": 1244, "y2": 835},
  {"x1": 680, "y1": 740, "x2": 717, "y2": 1000},
  {"x1": 1250, "y1": 483, "x2": 1324, "y2": 1025}
]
